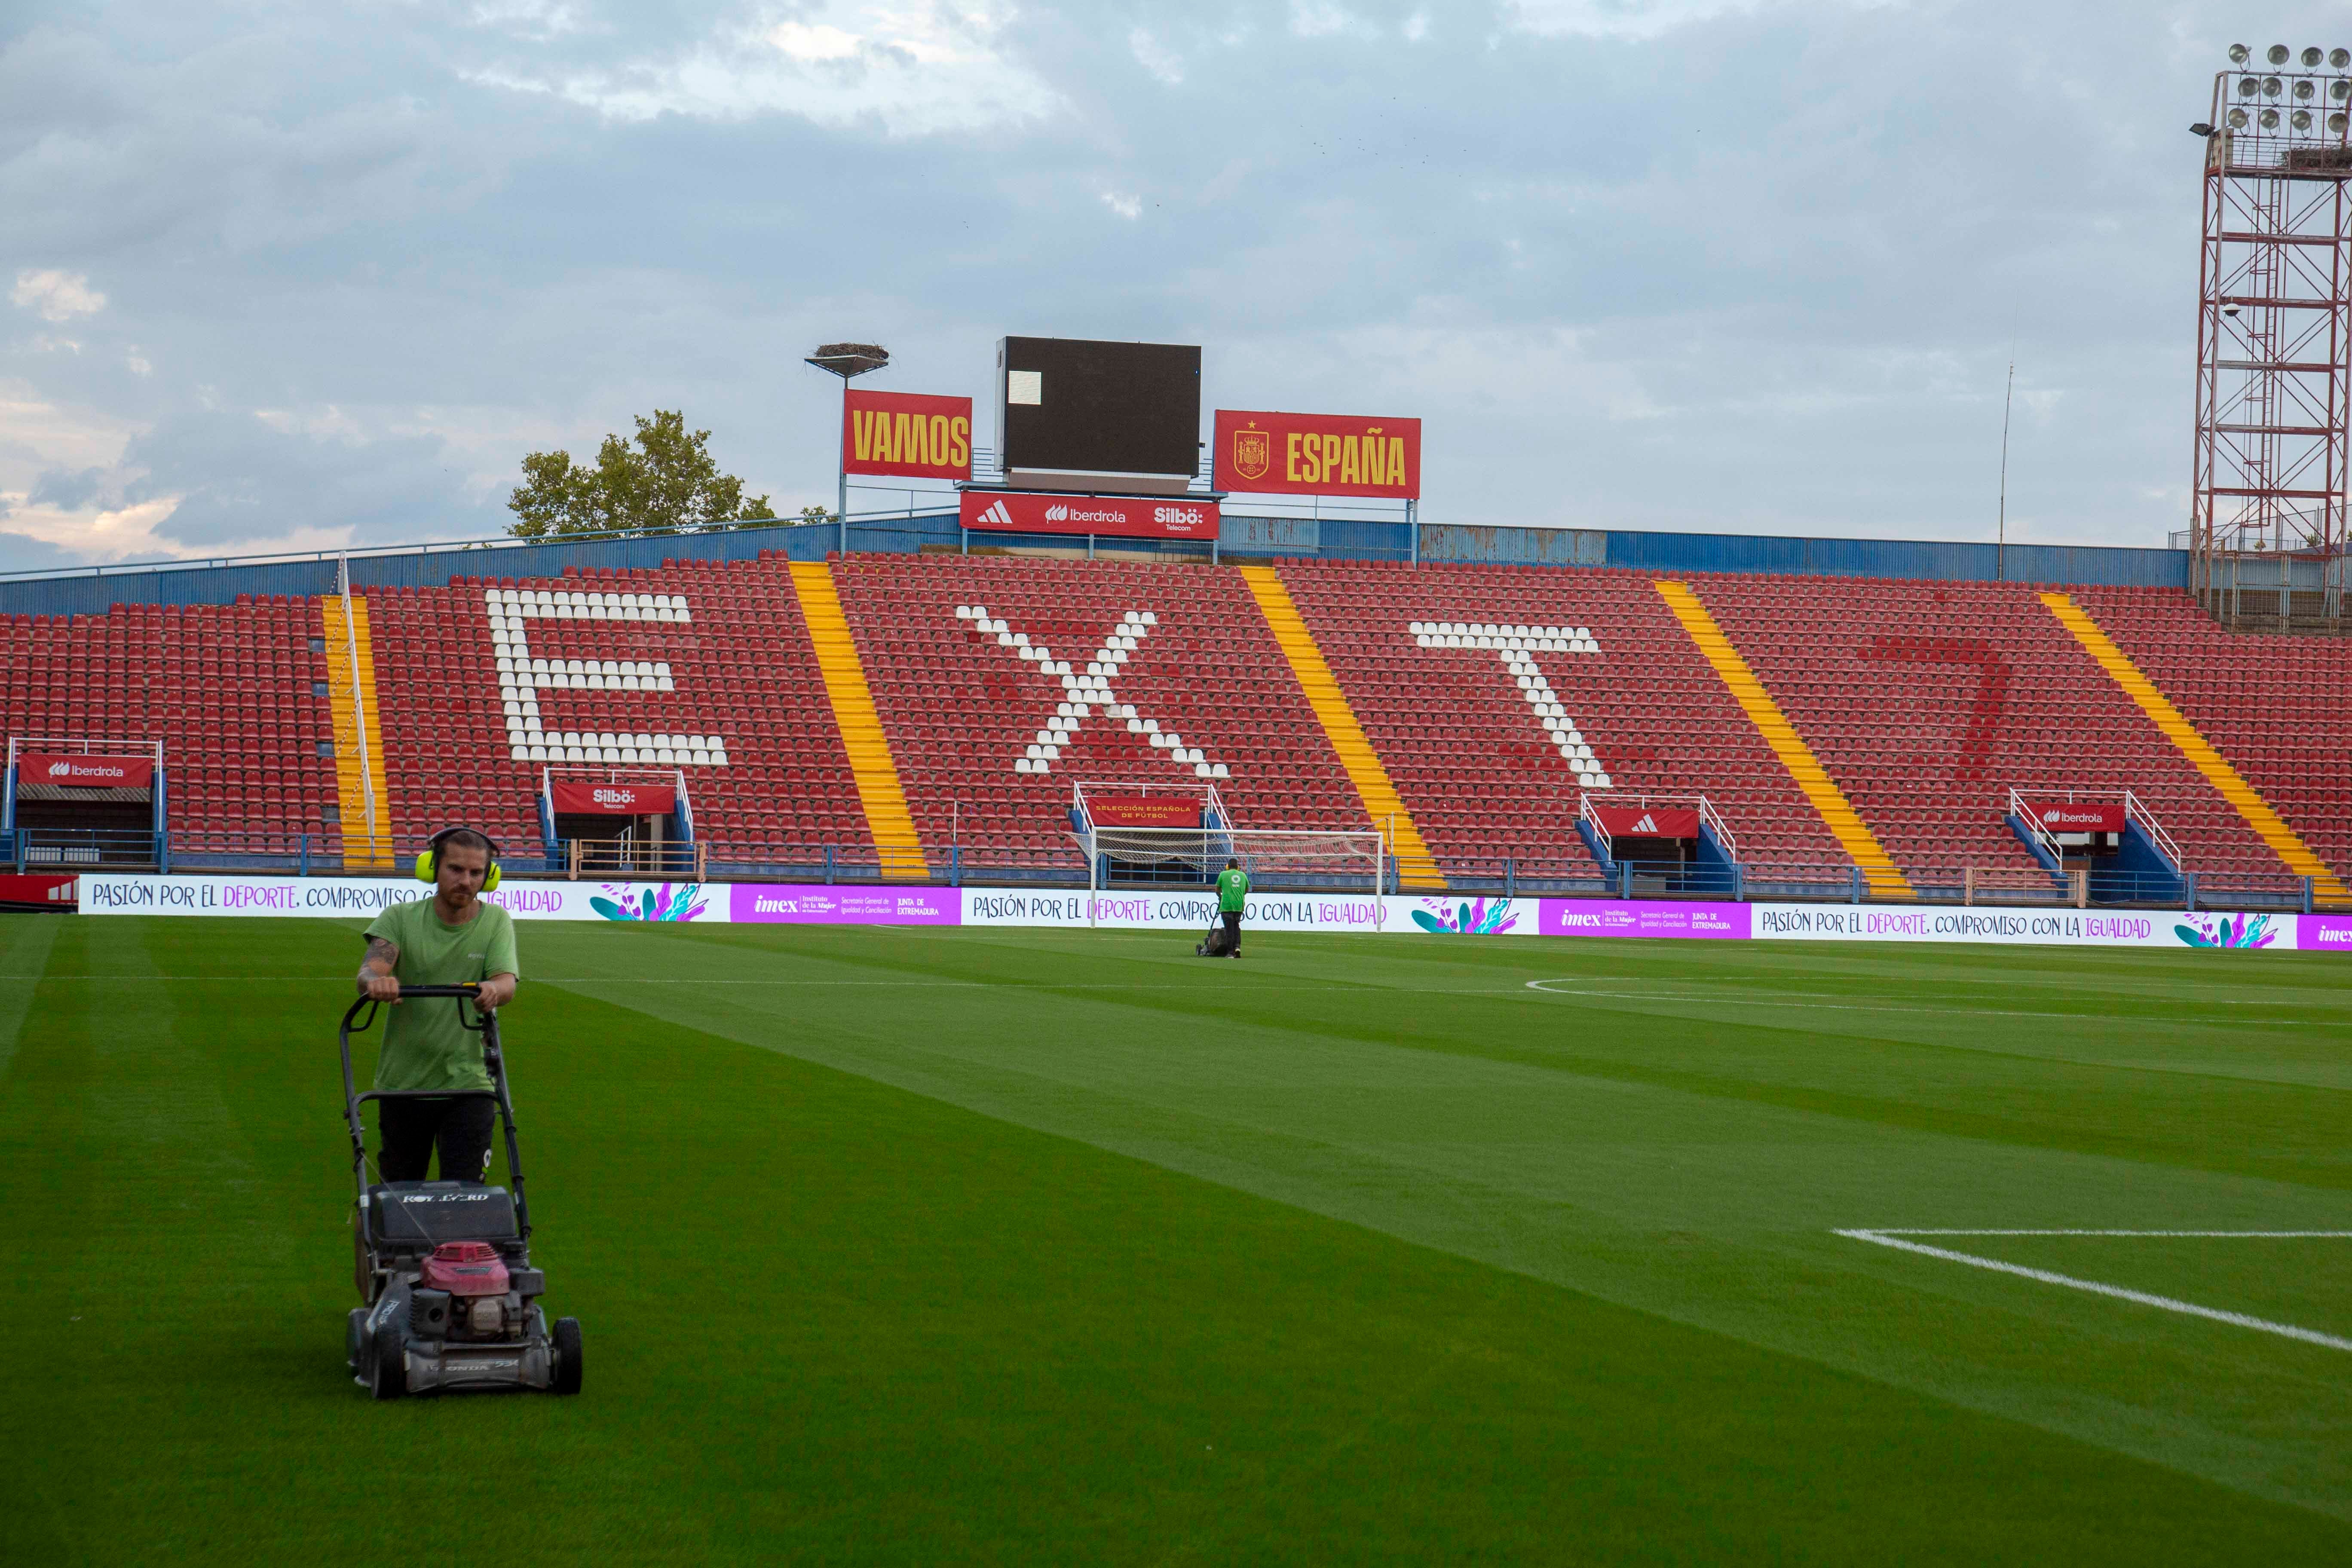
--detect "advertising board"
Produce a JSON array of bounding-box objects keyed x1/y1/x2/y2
[
  {"x1": 20, "y1": 753, "x2": 154, "y2": 789},
  {"x1": 77, "y1": 875, "x2": 727, "y2": 923},
  {"x1": 843, "y1": 390, "x2": 974, "y2": 481},
  {"x1": 548, "y1": 780, "x2": 677, "y2": 815},
  {"x1": 1589, "y1": 805, "x2": 1702, "y2": 839},
  {"x1": 64, "y1": 875, "x2": 2341, "y2": 954},
  {"x1": 1212, "y1": 409, "x2": 1422, "y2": 499},
  {"x1": 2020, "y1": 800, "x2": 2127, "y2": 833},
  {"x1": 960, "y1": 491, "x2": 1219, "y2": 540},
  {"x1": 1086, "y1": 795, "x2": 1202, "y2": 827}
]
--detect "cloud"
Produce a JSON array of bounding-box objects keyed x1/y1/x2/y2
[
  {"x1": 2, "y1": 0, "x2": 2337, "y2": 567},
  {"x1": 119, "y1": 411, "x2": 493, "y2": 550},
  {"x1": 11, "y1": 269, "x2": 106, "y2": 322},
  {"x1": 462, "y1": 0, "x2": 1061, "y2": 136},
  {"x1": 27, "y1": 465, "x2": 106, "y2": 510}
]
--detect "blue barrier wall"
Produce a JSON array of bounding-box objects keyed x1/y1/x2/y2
[{"x1": 0, "y1": 512, "x2": 2188, "y2": 617}]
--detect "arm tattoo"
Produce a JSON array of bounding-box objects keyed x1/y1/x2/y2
[{"x1": 358, "y1": 936, "x2": 398, "y2": 978}]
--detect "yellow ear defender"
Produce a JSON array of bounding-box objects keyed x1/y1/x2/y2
[{"x1": 415, "y1": 826, "x2": 503, "y2": 891}]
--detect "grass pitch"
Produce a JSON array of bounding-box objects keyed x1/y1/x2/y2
[{"x1": 3, "y1": 913, "x2": 2350, "y2": 1562}]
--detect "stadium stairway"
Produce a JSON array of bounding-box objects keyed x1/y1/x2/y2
[
  {"x1": 1655, "y1": 580, "x2": 1911, "y2": 898},
  {"x1": 787, "y1": 562, "x2": 928, "y2": 879},
  {"x1": 1237, "y1": 565, "x2": 1444, "y2": 889},
  {"x1": 318, "y1": 592, "x2": 395, "y2": 869}
]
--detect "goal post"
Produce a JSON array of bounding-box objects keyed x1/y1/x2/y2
[
  {"x1": 1080, "y1": 824, "x2": 1386, "y2": 914},
  {"x1": 1070, "y1": 779, "x2": 1384, "y2": 923}
]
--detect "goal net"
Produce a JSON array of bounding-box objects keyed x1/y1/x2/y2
[
  {"x1": 1071, "y1": 779, "x2": 1385, "y2": 893},
  {"x1": 1084, "y1": 826, "x2": 1385, "y2": 893}
]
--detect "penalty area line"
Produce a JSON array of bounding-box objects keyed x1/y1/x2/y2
[{"x1": 1836, "y1": 1228, "x2": 2352, "y2": 1352}]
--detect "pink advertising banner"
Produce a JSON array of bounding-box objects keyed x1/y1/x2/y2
[
  {"x1": 1541, "y1": 901, "x2": 1752, "y2": 939},
  {"x1": 729, "y1": 885, "x2": 962, "y2": 924}
]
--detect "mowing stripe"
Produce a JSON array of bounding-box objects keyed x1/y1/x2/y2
[
  {"x1": 1837, "y1": 1228, "x2": 2352, "y2": 1352},
  {"x1": 787, "y1": 560, "x2": 929, "y2": 879},
  {"x1": 1859, "y1": 1229, "x2": 2352, "y2": 1238},
  {"x1": 318, "y1": 593, "x2": 393, "y2": 870},
  {"x1": 2039, "y1": 592, "x2": 2349, "y2": 906},
  {"x1": 1238, "y1": 564, "x2": 1443, "y2": 889},
  {"x1": 1654, "y1": 581, "x2": 1912, "y2": 898}
]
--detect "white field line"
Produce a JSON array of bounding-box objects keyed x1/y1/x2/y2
[{"x1": 1836, "y1": 1228, "x2": 2352, "y2": 1353}]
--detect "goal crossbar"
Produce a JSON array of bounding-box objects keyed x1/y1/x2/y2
[{"x1": 1081, "y1": 824, "x2": 1385, "y2": 920}]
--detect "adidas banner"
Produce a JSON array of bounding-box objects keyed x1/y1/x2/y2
[
  {"x1": 1591, "y1": 805, "x2": 1701, "y2": 838},
  {"x1": 960, "y1": 490, "x2": 1219, "y2": 539}
]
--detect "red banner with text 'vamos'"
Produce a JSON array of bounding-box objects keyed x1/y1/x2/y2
[{"x1": 843, "y1": 390, "x2": 973, "y2": 481}]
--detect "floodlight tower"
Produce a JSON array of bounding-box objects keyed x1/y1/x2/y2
[{"x1": 2190, "y1": 43, "x2": 2352, "y2": 627}]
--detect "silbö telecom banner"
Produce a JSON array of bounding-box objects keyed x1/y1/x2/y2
[{"x1": 69, "y1": 875, "x2": 2345, "y2": 952}]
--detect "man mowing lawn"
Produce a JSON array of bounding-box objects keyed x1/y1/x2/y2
[
  {"x1": 1216, "y1": 857, "x2": 1249, "y2": 959},
  {"x1": 355, "y1": 827, "x2": 520, "y2": 1182}
]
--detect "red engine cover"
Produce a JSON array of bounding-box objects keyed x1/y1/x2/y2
[{"x1": 422, "y1": 1239, "x2": 511, "y2": 1297}]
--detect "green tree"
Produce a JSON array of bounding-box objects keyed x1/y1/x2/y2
[{"x1": 506, "y1": 410, "x2": 774, "y2": 538}]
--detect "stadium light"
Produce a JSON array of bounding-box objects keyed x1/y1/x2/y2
[
  {"x1": 2268, "y1": 43, "x2": 2290, "y2": 65},
  {"x1": 805, "y1": 342, "x2": 890, "y2": 554},
  {"x1": 2333, "y1": 47, "x2": 2350, "y2": 68},
  {"x1": 2228, "y1": 42, "x2": 2250, "y2": 64},
  {"x1": 2302, "y1": 46, "x2": 2324, "y2": 68}
]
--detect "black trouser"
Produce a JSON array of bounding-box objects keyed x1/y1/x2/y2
[
  {"x1": 378, "y1": 1096, "x2": 497, "y2": 1183},
  {"x1": 1221, "y1": 910, "x2": 1241, "y2": 954}
]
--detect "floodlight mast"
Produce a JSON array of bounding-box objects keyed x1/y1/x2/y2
[
  {"x1": 806, "y1": 343, "x2": 889, "y2": 555},
  {"x1": 2190, "y1": 47, "x2": 2352, "y2": 628}
]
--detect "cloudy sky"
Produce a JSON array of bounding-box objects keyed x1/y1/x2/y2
[{"x1": 0, "y1": 1, "x2": 2332, "y2": 569}]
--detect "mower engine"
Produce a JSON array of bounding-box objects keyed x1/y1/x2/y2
[{"x1": 418, "y1": 1240, "x2": 522, "y2": 1341}]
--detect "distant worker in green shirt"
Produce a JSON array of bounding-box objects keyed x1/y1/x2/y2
[
  {"x1": 1216, "y1": 857, "x2": 1250, "y2": 958},
  {"x1": 354, "y1": 827, "x2": 520, "y2": 1183}
]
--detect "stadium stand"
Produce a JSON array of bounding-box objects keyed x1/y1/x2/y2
[
  {"x1": 1276, "y1": 561, "x2": 1850, "y2": 882},
  {"x1": 3, "y1": 541, "x2": 2346, "y2": 904},
  {"x1": 833, "y1": 553, "x2": 1361, "y2": 874},
  {"x1": 2073, "y1": 585, "x2": 2352, "y2": 884},
  {"x1": 1684, "y1": 575, "x2": 2292, "y2": 889},
  {"x1": 369, "y1": 561, "x2": 876, "y2": 864},
  {"x1": 0, "y1": 596, "x2": 337, "y2": 858}
]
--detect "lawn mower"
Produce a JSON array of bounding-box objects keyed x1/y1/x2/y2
[{"x1": 341, "y1": 983, "x2": 582, "y2": 1399}]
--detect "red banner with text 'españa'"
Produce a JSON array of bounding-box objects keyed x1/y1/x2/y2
[
  {"x1": 1213, "y1": 409, "x2": 1421, "y2": 499},
  {"x1": 844, "y1": 391, "x2": 974, "y2": 481}
]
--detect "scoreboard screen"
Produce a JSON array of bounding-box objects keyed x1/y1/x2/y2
[{"x1": 996, "y1": 336, "x2": 1201, "y2": 494}]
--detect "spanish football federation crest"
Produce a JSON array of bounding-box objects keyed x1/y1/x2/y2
[{"x1": 1231, "y1": 425, "x2": 1271, "y2": 483}]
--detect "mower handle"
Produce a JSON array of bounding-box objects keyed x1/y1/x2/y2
[{"x1": 339, "y1": 986, "x2": 531, "y2": 1239}]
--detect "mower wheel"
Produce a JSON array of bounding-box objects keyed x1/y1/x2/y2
[
  {"x1": 347, "y1": 1309, "x2": 367, "y2": 1375},
  {"x1": 551, "y1": 1317, "x2": 584, "y2": 1396},
  {"x1": 370, "y1": 1339, "x2": 406, "y2": 1401}
]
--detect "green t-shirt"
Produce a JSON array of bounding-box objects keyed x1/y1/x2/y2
[
  {"x1": 1217, "y1": 867, "x2": 1250, "y2": 913},
  {"x1": 362, "y1": 897, "x2": 520, "y2": 1093}
]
